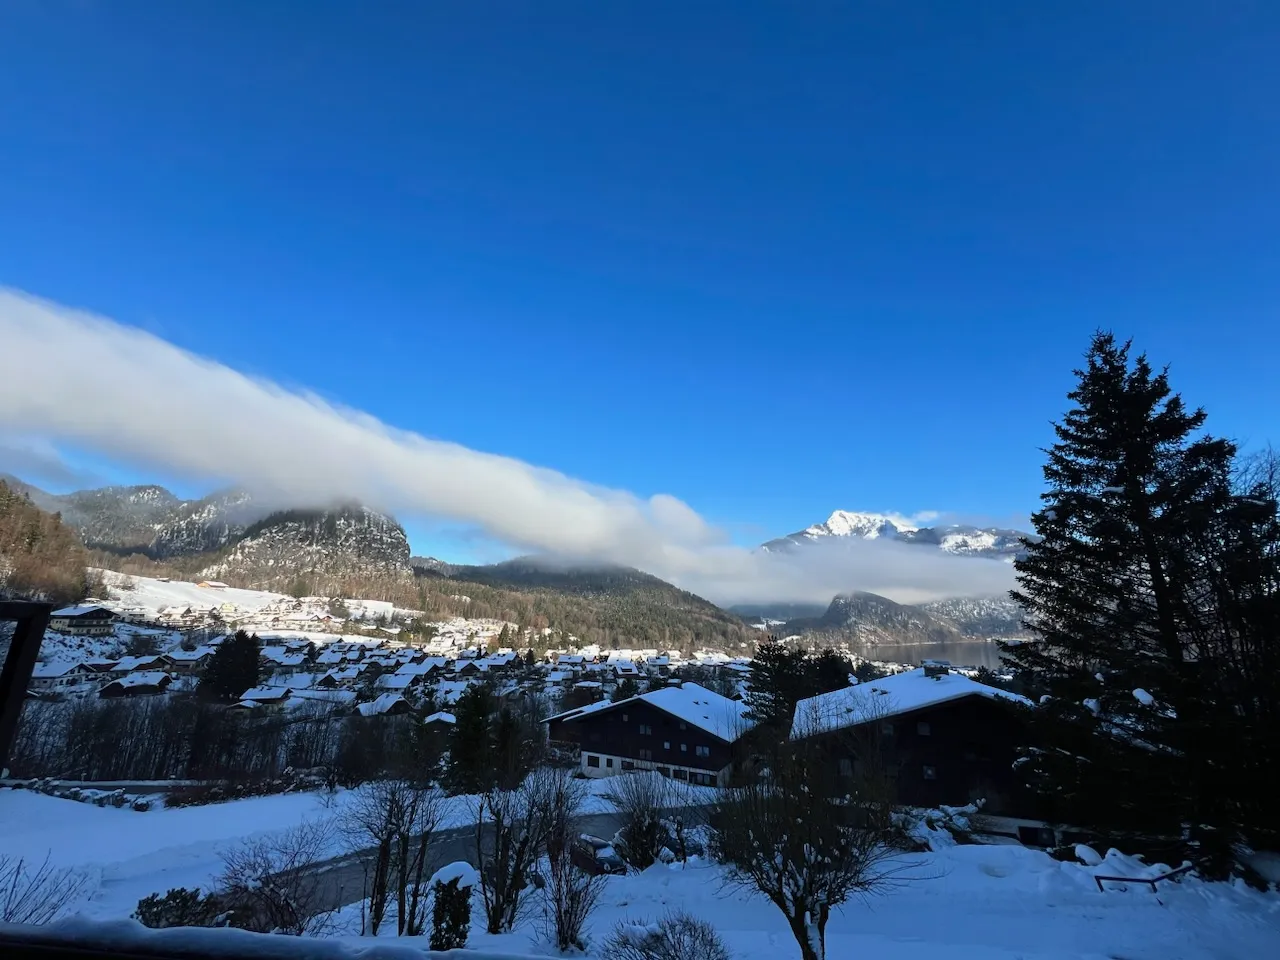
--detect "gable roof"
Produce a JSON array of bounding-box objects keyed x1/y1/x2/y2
[
  {"x1": 790, "y1": 667, "x2": 1032, "y2": 740},
  {"x1": 51, "y1": 604, "x2": 113, "y2": 618},
  {"x1": 357, "y1": 693, "x2": 409, "y2": 716},
  {"x1": 543, "y1": 682, "x2": 752, "y2": 743}
]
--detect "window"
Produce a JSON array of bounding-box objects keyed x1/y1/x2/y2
[
  {"x1": 638, "y1": 748, "x2": 653, "y2": 761},
  {"x1": 880, "y1": 722, "x2": 895, "y2": 739},
  {"x1": 695, "y1": 745, "x2": 710, "y2": 758},
  {"x1": 838, "y1": 757, "x2": 852, "y2": 777},
  {"x1": 679, "y1": 721, "x2": 687, "y2": 730},
  {"x1": 586, "y1": 755, "x2": 600, "y2": 768},
  {"x1": 917, "y1": 721, "x2": 931, "y2": 736},
  {"x1": 622, "y1": 713, "x2": 628, "y2": 722},
  {"x1": 663, "y1": 741, "x2": 671, "y2": 750},
  {"x1": 588, "y1": 731, "x2": 602, "y2": 742},
  {"x1": 680, "y1": 743, "x2": 687, "y2": 752},
  {"x1": 606, "y1": 757, "x2": 614, "y2": 768},
  {"x1": 672, "y1": 768, "x2": 688, "y2": 781},
  {"x1": 923, "y1": 765, "x2": 937, "y2": 780},
  {"x1": 639, "y1": 723, "x2": 653, "y2": 735},
  {"x1": 621, "y1": 760, "x2": 634, "y2": 771}
]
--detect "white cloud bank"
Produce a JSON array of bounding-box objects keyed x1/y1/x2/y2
[{"x1": 0, "y1": 289, "x2": 1016, "y2": 606}]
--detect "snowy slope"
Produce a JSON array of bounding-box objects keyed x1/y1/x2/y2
[{"x1": 99, "y1": 571, "x2": 289, "y2": 616}]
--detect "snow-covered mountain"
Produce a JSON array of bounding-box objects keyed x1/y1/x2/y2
[
  {"x1": 200, "y1": 505, "x2": 412, "y2": 585},
  {"x1": 763, "y1": 509, "x2": 1031, "y2": 561},
  {"x1": 3, "y1": 477, "x2": 411, "y2": 587}
]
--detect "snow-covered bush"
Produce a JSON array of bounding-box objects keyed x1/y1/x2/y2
[
  {"x1": 890, "y1": 801, "x2": 983, "y2": 852},
  {"x1": 600, "y1": 910, "x2": 730, "y2": 960},
  {"x1": 216, "y1": 820, "x2": 332, "y2": 935},
  {"x1": 133, "y1": 887, "x2": 226, "y2": 929},
  {"x1": 606, "y1": 772, "x2": 671, "y2": 871},
  {"x1": 429, "y1": 863, "x2": 475, "y2": 951}
]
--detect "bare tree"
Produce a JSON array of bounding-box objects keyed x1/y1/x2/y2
[
  {"x1": 217, "y1": 820, "x2": 333, "y2": 935},
  {"x1": 540, "y1": 773, "x2": 606, "y2": 951},
  {"x1": 0, "y1": 854, "x2": 90, "y2": 924},
  {"x1": 394, "y1": 783, "x2": 446, "y2": 937},
  {"x1": 474, "y1": 765, "x2": 573, "y2": 934},
  {"x1": 341, "y1": 778, "x2": 442, "y2": 936},
  {"x1": 709, "y1": 703, "x2": 903, "y2": 960},
  {"x1": 604, "y1": 771, "x2": 671, "y2": 871}
]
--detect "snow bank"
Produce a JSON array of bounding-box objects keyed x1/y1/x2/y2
[{"x1": 2, "y1": 919, "x2": 534, "y2": 959}]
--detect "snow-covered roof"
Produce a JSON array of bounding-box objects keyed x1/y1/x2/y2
[
  {"x1": 424, "y1": 711, "x2": 456, "y2": 725},
  {"x1": 51, "y1": 604, "x2": 113, "y2": 617},
  {"x1": 375, "y1": 673, "x2": 414, "y2": 690},
  {"x1": 112, "y1": 655, "x2": 163, "y2": 673},
  {"x1": 239, "y1": 686, "x2": 292, "y2": 702},
  {"x1": 544, "y1": 682, "x2": 752, "y2": 743},
  {"x1": 790, "y1": 667, "x2": 1033, "y2": 739},
  {"x1": 357, "y1": 693, "x2": 408, "y2": 717},
  {"x1": 165, "y1": 646, "x2": 214, "y2": 662},
  {"x1": 109, "y1": 671, "x2": 170, "y2": 689},
  {"x1": 32, "y1": 662, "x2": 82, "y2": 678}
]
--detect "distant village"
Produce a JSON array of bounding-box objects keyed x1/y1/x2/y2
[{"x1": 29, "y1": 574, "x2": 753, "y2": 719}]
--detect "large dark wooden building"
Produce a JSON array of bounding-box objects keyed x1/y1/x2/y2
[
  {"x1": 543, "y1": 682, "x2": 751, "y2": 785},
  {"x1": 790, "y1": 662, "x2": 1037, "y2": 817}
]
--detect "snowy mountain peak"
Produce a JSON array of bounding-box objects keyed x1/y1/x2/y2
[{"x1": 804, "y1": 510, "x2": 917, "y2": 541}]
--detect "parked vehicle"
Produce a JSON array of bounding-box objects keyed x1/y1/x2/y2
[{"x1": 571, "y1": 834, "x2": 626, "y2": 875}]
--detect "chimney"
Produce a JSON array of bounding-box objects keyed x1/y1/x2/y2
[{"x1": 922, "y1": 659, "x2": 951, "y2": 679}]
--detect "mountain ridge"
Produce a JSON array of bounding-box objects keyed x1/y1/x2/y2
[{"x1": 763, "y1": 508, "x2": 1031, "y2": 561}]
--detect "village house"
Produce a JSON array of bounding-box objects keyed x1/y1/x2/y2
[
  {"x1": 543, "y1": 682, "x2": 752, "y2": 786},
  {"x1": 357, "y1": 693, "x2": 412, "y2": 717},
  {"x1": 162, "y1": 647, "x2": 215, "y2": 675},
  {"x1": 788, "y1": 661, "x2": 1035, "y2": 817},
  {"x1": 99, "y1": 671, "x2": 172, "y2": 698},
  {"x1": 235, "y1": 686, "x2": 293, "y2": 711},
  {"x1": 29, "y1": 661, "x2": 101, "y2": 693},
  {"x1": 108, "y1": 655, "x2": 165, "y2": 676},
  {"x1": 48, "y1": 604, "x2": 116, "y2": 637}
]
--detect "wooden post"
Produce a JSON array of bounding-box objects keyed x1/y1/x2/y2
[{"x1": 0, "y1": 600, "x2": 52, "y2": 772}]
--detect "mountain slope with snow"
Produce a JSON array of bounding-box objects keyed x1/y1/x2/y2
[{"x1": 764, "y1": 508, "x2": 1031, "y2": 561}]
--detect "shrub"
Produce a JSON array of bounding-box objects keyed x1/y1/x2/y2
[
  {"x1": 133, "y1": 887, "x2": 225, "y2": 929},
  {"x1": 601, "y1": 910, "x2": 731, "y2": 960},
  {"x1": 0, "y1": 854, "x2": 90, "y2": 924},
  {"x1": 429, "y1": 877, "x2": 471, "y2": 951}
]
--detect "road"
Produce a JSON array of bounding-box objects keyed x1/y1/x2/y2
[{"x1": 308, "y1": 812, "x2": 628, "y2": 911}]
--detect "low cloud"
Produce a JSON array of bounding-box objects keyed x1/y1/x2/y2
[{"x1": 0, "y1": 289, "x2": 1015, "y2": 606}]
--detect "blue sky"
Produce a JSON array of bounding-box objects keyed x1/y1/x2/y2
[{"x1": 2, "y1": 2, "x2": 1278, "y2": 561}]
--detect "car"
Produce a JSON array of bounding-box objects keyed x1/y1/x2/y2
[{"x1": 571, "y1": 834, "x2": 627, "y2": 875}]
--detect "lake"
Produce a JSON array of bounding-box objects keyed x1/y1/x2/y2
[{"x1": 853, "y1": 638, "x2": 1010, "y2": 671}]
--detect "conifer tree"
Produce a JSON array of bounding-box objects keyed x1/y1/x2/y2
[
  {"x1": 743, "y1": 637, "x2": 810, "y2": 731},
  {"x1": 445, "y1": 684, "x2": 495, "y2": 794},
  {"x1": 197, "y1": 630, "x2": 261, "y2": 702},
  {"x1": 1003, "y1": 333, "x2": 1275, "y2": 867}
]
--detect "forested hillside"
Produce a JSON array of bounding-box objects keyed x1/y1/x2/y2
[{"x1": 0, "y1": 479, "x2": 95, "y2": 605}]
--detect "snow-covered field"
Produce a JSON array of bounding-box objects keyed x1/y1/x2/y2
[
  {"x1": 2, "y1": 788, "x2": 1276, "y2": 959},
  {"x1": 98, "y1": 570, "x2": 289, "y2": 615}
]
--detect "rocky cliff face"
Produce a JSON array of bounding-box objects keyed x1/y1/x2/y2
[
  {"x1": 200, "y1": 505, "x2": 412, "y2": 585},
  {"x1": 2, "y1": 477, "x2": 411, "y2": 589}
]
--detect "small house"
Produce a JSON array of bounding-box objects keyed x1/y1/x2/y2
[
  {"x1": 543, "y1": 682, "x2": 752, "y2": 785},
  {"x1": 99, "y1": 671, "x2": 172, "y2": 698},
  {"x1": 48, "y1": 605, "x2": 116, "y2": 637}
]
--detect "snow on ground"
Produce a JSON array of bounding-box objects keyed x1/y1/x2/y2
[
  {"x1": 6, "y1": 787, "x2": 1276, "y2": 958},
  {"x1": 328, "y1": 845, "x2": 1280, "y2": 960},
  {"x1": 0, "y1": 778, "x2": 715, "y2": 922},
  {"x1": 99, "y1": 570, "x2": 289, "y2": 616}
]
